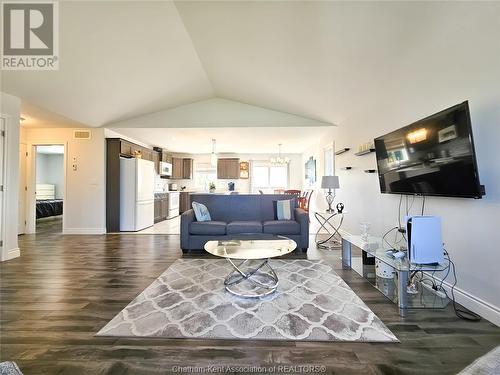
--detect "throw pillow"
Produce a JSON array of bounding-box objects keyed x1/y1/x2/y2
[
  {"x1": 192, "y1": 202, "x2": 211, "y2": 222},
  {"x1": 273, "y1": 199, "x2": 295, "y2": 221}
]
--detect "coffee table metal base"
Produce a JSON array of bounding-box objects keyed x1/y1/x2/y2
[{"x1": 224, "y1": 258, "x2": 278, "y2": 298}]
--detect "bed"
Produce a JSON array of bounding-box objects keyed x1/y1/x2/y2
[{"x1": 36, "y1": 184, "x2": 63, "y2": 219}]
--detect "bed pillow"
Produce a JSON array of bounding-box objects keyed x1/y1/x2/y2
[
  {"x1": 192, "y1": 202, "x2": 211, "y2": 222},
  {"x1": 273, "y1": 199, "x2": 295, "y2": 221}
]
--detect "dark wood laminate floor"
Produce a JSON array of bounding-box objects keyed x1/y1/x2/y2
[{"x1": 1, "y1": 221, "x2": 499, "y2": 375}]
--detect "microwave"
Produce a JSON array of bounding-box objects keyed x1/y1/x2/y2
[{"x1": 160, "y1": 161, "x2": 172, "y2": 176}]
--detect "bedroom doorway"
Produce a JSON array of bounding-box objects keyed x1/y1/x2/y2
[{"x1": 34, "y1": 145, "x2": 65, "y2": 234}]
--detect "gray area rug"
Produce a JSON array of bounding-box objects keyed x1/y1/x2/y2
[
  {"x1": 0, "y1": 362, "x2": 23, "y2": 375},
  {"x1": 97, "y1": 258, "x2": 398, "y2": 342},
  {"x1": 458, "y1": 345, "x2": 500, "y2": 375}
]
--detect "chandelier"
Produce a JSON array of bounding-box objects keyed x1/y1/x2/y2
[
  {"x1": 210, "y1": 139, "x2": 217, "y2": 167},
  {"x1": 270, "y1": 144, "x2": 290, "y2": 165}
]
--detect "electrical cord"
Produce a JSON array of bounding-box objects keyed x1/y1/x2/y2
[
  {"x1": 398, "y1": 195, "x2": 403, "y2": 230},
  {"x1": 382, "y1": 227, "x2": 399, "y2": 249},
  {"x1": 443, "y1": 250, "x2": 481, "y2": 321},
  {"x1": 421, "y1": 195, "x2": 426, "y2": 215}
]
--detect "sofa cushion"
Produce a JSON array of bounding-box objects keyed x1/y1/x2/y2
[
  {"x1": 192, "y1": 202, "x2": 211, "y2": 222},
  {"x1": 273, "y1": 199, "x2": 295, "y2": 221},
  {"x1": 263, "y1": 220, "x2": 301, "y2": 235},
  {"x1": 227, "y1": 221, "x2": 263, "y2": 234},
  {"x1": 189, "y1": 221, "x2": 226, "y2": 235}
]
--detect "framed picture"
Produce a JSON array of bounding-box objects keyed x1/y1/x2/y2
[
  {"x1": 239, "y1": 161, "x2": 249, "y2": 179},
  {"x1": 305, "y1": 157, "x2": 316, "y2": 185}
]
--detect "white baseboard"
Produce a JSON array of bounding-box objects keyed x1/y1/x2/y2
[
  {"x1": 1, "y1": 247, "x2": 20, "y2": 261},
  {"x1": 425, "y1": 273, "x2": 500, "y2": 327},
  {"x1": 62, "y1": 228, "x2": 106, "y2": 235}
]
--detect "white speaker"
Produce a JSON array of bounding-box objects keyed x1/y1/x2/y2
[{"x1": 406, "y1": 216, "x2": 444, "y2": 264}]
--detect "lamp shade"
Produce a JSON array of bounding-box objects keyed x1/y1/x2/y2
[{"x1": 321, "y1": 175, "x2": 340, "y2": 189}]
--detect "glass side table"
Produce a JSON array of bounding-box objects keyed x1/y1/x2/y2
[
  {"x1": 341, "y1": 233, "x2": 450, "y2": 316},
  {"x1": 314, "y1": 211, "x2": 344, "y2": 250}
]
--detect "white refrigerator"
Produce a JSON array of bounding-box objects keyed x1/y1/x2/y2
[{"x1": 120, "y1": 157, "x2": 155, "y2": 231}]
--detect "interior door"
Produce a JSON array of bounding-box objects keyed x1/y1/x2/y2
[{"x1": 18, "y1": 143, "x2": 27, "y2": 234}]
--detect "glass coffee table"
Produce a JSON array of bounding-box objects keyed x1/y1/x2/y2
[{"x1": 204, "y1": 234, "x2": 297, "y2": 298}]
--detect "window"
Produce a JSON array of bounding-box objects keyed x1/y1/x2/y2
[
  {"x1": 324, "y1": 145, "x2": 334, "y2": 175},
  {"x1": 194, "y1": 162, "x2": 216, "y2": 191},
  {"x1": 251, "y1": 162, "x2": 289, "y2": 193}
]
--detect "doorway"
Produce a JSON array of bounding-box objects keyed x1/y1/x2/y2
[{"x1": 33, "y1": 145, "x2": 65, "y2": 234}]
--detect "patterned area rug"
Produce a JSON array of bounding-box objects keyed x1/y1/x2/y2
[
  {"x1": 97, "y1": 259, "x2": 398, "y2": 342},
  {"x1": 457, "y1": 345, "x2": 500, "y2": 375},
  {"x1": 0, "y1": 362, "x2": 23, "y2": 375}
]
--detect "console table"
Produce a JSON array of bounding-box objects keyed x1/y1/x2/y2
[{"x1": 341, "y1": 232, "x2": 449, "y2": 316}]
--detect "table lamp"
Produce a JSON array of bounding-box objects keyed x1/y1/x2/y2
[{"x1": 321, "y1": 176, "x2": 340, "y2": 213}]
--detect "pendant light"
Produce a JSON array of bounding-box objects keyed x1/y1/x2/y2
[{"x1": 210, "y1": 139, "x2": 217, "y2": 167}]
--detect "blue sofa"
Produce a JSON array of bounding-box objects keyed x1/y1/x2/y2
[{"x1": 180, "y1": 194, "x2": 309, "y2": 253}]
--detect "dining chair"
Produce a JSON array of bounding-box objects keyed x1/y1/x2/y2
[{"x1": 284, "y1": 189, "x2": 301, "y2": 197}]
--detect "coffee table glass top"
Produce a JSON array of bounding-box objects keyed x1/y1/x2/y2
[{"x1": 204, "y1": 234, "x2": 297, "y2": 260}]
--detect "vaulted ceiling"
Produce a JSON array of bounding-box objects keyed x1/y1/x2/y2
[{"x1": 1, "y1": 1, "x2": 497, "y2": 128}]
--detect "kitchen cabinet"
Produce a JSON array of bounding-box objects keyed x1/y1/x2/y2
[
  {"x1": 217, "y1": 158, "x2": 240, "y2": 179},
  {"x1": 179, "y1": 192, "x2": 191, "y2": 214},
  {"x1": 182, "y1": 158, "x2": 193, "y2": 179},
  {"x1": 120, "y1": 141, "x2": 133, "y2": 156},
  {"x1": 171, "y1": 157, "x2": 183, "y2": 179},
  {"x1": 142, "y1": 148, "x2": 153, "y2": 161},
  {"x1": 119, "y1": 140, "x2": 154, "y2": 161},
  {"x1": 153, "y1": 151, "x2": 160, "y2": 174},
  {"x1": 171, "y1": 157, "x2": 193, "y2": 179},
  {"x1": 154, "y1": 199, "x2": 162, "y2": 223},
  {"x1": 154, "y1": 193, "x2": 169, "y2": 223},
  {"x1": 163, "y1": 153, "x2": 173, "y2": 164}
]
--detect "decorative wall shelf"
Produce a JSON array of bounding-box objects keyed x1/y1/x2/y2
[
  {"x1": 340, "y1": 167, "x2": 353, "y2": 170},
  {"x1": 364, "y1": 169, "x2": 377, "y2": 173},
  {"x1": 354, "y1": 148, "x2": 375, "y2": 156},
  {"x1": 335, "y1": 148, "x2": 350, "y2": 155}
]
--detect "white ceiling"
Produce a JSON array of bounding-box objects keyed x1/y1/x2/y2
[
  {"x1": 2, "y1": 1, "x2": 213, "y2": 127},
  {"x1": 2, "y1": 1, "x2": 497, "y2": 129},
  {"x1": 111, "y1": 126, "x2": 334, "y2": 154}
]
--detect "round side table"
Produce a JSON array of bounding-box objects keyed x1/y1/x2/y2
[{"x1": 314, "y1": 211, "x2": 344, "y2": 250}]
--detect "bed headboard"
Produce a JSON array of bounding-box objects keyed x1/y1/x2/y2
[{"x1": 36, "y1": 184, "x2": 55, "y2": 200}]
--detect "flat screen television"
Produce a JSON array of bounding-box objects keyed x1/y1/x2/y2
[{"x1": 374, "y1": 101, "x2": 483, "y2": 198}]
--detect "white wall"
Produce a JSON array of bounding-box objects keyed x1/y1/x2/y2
[
  {"x1": 36, "y1": 153, "x2": 64, "y2": 199},
  {"x1": 332, "y1": 4, "x2": 500, "y2": 325},
  {"x1": 108, "y1": 98, "x2": 332, "y2": 128},
  {"x1": 0, "y1": 92, "x2": 21, "y2": 261},
  {"x1": 300, "y1": 127, "x2": 337, "y2": 233},
  {"x1": 24, "y1": 128, "x2": 106, "y2": 234}
]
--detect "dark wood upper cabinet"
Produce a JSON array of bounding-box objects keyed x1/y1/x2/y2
[
  {"x1": 120, "y1": 141, "x2": 133, "y2": 156},
  {"x1": 217, "y1": 158, "x2": 240, "y2": 179},
  {"x1": 182, "y1": 158, "x2": 193, "y2": 179},
  {"x1": 171, "y1": 157, "x2": 193, "y2": 179},
  {"x1": 164, "y1": 153, "x2": 173, "y2": 164},
  {"x1": 153, "y1": 151, "x2": 160, "y2": 174},
  {"x1": 171, "y1": 157, "x2": 183, "y2": 179}
]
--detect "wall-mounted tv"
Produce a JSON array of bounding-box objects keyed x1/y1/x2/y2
[{"x1": 374, "y1": 101, "x2": 483, "y2": 198}]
